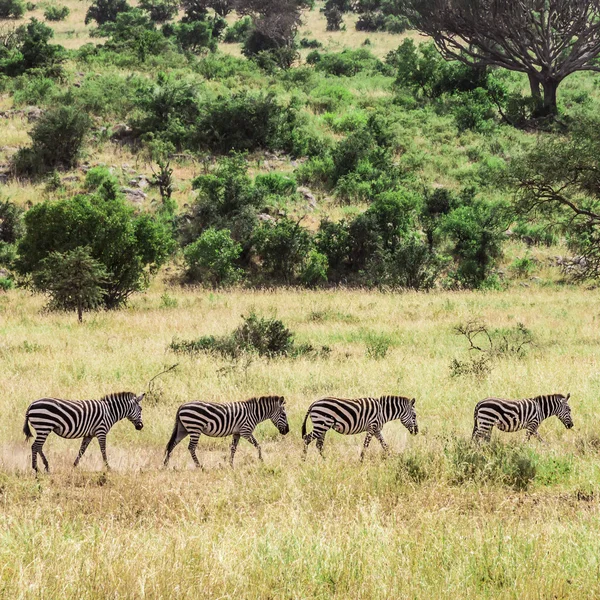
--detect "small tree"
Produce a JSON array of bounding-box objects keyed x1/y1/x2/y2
[
  {"x1": 0, "y1": 0, "x2": 25, "y2": 18},
  {"x1": 13, "y1": 106, "x2": 90, "y2": 176},
  {"x1": 138, "y1": 0, "x2": 178, "y2": 23},
  {"x1": 32, "y1": 247, "x2": 108, "y2": 322},
  {"x1": 183, "y1": 228, "x2": 243, "y2": 286},
  {"x1": 85, "y1": 0, "x2": 131, "y2": 25}
]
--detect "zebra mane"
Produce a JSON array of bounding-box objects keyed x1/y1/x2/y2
[
  {"x1": 379, "y1": 395, "x2": 411, "y2": 403},
  {"x1": 244, "y1": 395, "x2": 284, "y2": 406},
  {"x1": 530, "y1": 393, "x2": 566, "y2": 403},
  {"x1": 99, "y1": 391, "x2": 137, "y2": 403}
]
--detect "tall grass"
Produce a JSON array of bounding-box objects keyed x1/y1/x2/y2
[{"x1": 1, "y1": 285, "x2": 600, "y2": 597}]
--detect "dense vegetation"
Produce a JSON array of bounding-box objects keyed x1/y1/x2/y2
[{"x1": 1, "y1": 0, "x2": 600, "y2": 315}]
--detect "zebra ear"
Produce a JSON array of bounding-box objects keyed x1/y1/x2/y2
[
  {"x1": 280, "y1": 396, "x2": 286, "y2": 405},
  {"x1": 565, "y1": 393, "x2": 570, "y2": 402},
  {"x1": 411, "y1": 398, "x2": 416, "y2": 406},
  {"x1": 138, "y1": 393, "x2": 145, "y2": 403}
]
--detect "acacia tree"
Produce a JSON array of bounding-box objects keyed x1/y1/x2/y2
[
  {"x1": 403, "y1": 0, "x2": 600, "y2": 115},
  {"x1": 510, "y1": 120, "x2": 600, "y2": 279}
]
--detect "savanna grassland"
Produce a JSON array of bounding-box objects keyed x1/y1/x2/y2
[
  {"x1": 4, "y1": 0, "x2": 600, "y2": 597},
  {"x1": 2, "y1": 282, "x2": 600, "y2": 599}
]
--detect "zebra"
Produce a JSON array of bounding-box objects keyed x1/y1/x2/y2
[
  {"x1": 163, "y1": 395, "x2": 290, "y2": 468},
  {"x1": 23, "y1": 391, "x2": 145, "y2": 472},
  {"x1": 301, "y1": 395, "x2": 418, "y2": 461},
  {"x1": 471, "y1": 393, "x2": 573, "y2": 442}
]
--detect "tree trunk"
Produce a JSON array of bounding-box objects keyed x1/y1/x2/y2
[
  {"x1": 528, "y1": 72, "x2": 541, "y2": 100},
  {"x1": 77, "y1": 301, "x2": 83, "y2": 323},
  {"x1": 541, "y1": 78, "x2": 559, "y2": 116}
]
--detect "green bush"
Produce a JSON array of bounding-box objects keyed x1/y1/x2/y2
[
  {"x1": 0, "y1": 276, "x2": 14, "y2": 291},
  {"x1": 300, "y1": 249, "x2": 328, "y2": 287},
  {"x1": 11, "y1": 75, "x2": 57, "y2": 106},
  {"x1": 254, "y1": 172, "x2": 297, "y2": 197},
  {"x1": 170, "y1": 312, "x2": 296, "y2": 359},
  {"x1": 13, "y1": 106, "x2": 90, "y2": 176},
  {"x1": 17, "y1": 194, "x2": 175, "y2": 308},
  {"x1": 253, "y1": 217, "x2": 313, "y2": 283},
  {"x1": 85, "y1": 0, "x2": 131, "y2": 25},
  {"x1": 43, "y1": 4, "x2": 69, "y2": 20},
  {"x1": 139, "y1": 0, "x2": 177, "y2": 22},
  {"x1": 170, "y1": 20, "x2": 218, "y2": 52},
  {"x1": 0, "y1": 199, "x2": 24, "y2": 244},
  {"x1": 365, "y1": 332, "x2": 392, "y2": 359},
  {"x1": 223, "y1": 15, "x2": 252, "y2": 43},
  {"x1": 0, "y1": 0, "x2": 25, "y2": 18},
  {"x1": 183, "y1": 228, "x2": 243, "y2": 286},
  {"x1": 0, "y1": 19, "x2": 65, "y2": 77},
  {"x1": 309, "y1": 48, "x2": 384, "y2": 77}
]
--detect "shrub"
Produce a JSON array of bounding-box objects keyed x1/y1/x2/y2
[
  {"x1": 253, "y1": 217, "x2": 313, "y2": 283},
  {"x1": 0, "y1": 19, "x2": 65, "y2": 76},
  {"x1": 85, "y1": 0, "x2": 131, "y2": 25},
  {"x1": 0, "y1": 0, "x2": 25, "y2": 18},
  {"x1": 0, "y1": 276, "x2": 14, "y2": 291},
  {"x1": 183, "y1": 228, "x2": 243, "y2": 286},
  {"x1": 0, "y1": 198, "x2": 24, "y2": 244},
  {"x1": 11, "y1": 75, "x2": 57, "y2": 106},
  {"x1": 315, "y1": 218, "x2": 350, "y2": 280},
  {"x1": 13, "y1": 106, "x2": 90, "y2": 176},
  {"x1": 17, "y1": 194, "x2": 175, "y2": 308},
  {"x1": 365, "y1": 332, "x2": 392, "y2": 359},
  {"x1": 43, "y1": 4, "x2": 69, "y2": 20},
  {"x1": 223, "y1": 15, "x2": 252, "y2": 43},
  {"x1": 170, "y1": 20, "x2": 218, "y2": 52},
  {"x1": 310, "y1": 48, "x2": 383, "y2": 77},
  {"x1": 31, "y1": 247, "x2": 108, "y2": 322},
  {"x1": 139, "y1": 0, "x2": 178, "y2": 23},
  {"x1": 300, "y1": 249, "x2": 328, "y2": 287},
  {"x1": 254, "y1": 172, "x2": 297, "y2": 197},
  {"x1": 170, "y1": 312, "x2": 296, "y2": 359}
]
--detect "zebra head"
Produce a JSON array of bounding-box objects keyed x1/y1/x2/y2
[
  {"x1": 268, "y1": 396, "x2": 289, "y2": 435},
  {"x1": 556, "y1": 393, "x2": 573, "y2": 429},
  {"x1": 126, "y1": 392, "x2": 145, "y2": 430},
  {"x1": 401, "y1": 397, "x2": 418, "y2": 435}
]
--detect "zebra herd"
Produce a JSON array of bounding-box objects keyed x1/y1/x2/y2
[{"x1": 21, "y1": 391, "x2": 573, "y2": 472}]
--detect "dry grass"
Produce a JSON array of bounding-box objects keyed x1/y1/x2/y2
[{"x1": 1, "y1": 285, "x2": 600, "y2": 598}]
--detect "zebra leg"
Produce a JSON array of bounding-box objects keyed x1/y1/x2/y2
[
  {"x1": 74, "y1": 436, "x2": 93, "y2": 467},
  {"x1": 31, "y1": 431, "x2": 51, "y2": 473},
  {"x1": 374, "y1": 430, "x2": 389, "y2": 457},
  {"x1": 229, "y1": 434, "x2": 240, "y2": 466},
  {"x1": 315, "y1": 434, "x2": 326, "y2": 459},
  {"x1": 188, "y1": 433, "x2": 201, "y2": 468},
  {"x1": 360, "y1": 432, "x2": 373, "y2": 462},
  {"x1": 97, "y1": 433, "x2": 110, "y2": 470},
  {"x1": 243, "y1": 434, "x2": 263, "y2": 462},
  {"x1": 526, "y1": 427, "x2": 545, "y2": 443}
]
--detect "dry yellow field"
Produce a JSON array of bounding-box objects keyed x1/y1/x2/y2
[{"x1": 1, "y1": 284, "x2": 600, "y2": 598}]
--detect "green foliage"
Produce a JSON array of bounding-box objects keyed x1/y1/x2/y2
[
  {"x1": 0, "y1": 276, "x2": 14, "y2": 291},
  {"x1": 183, "y1": 228, "x2": 243, "y2": 286},
  {"x1": 31, "y1": 247, "x2": 108, "y2": 322},
  {"x1": 254, "y1": 172, "x2": 297, "y2": 197},
  {"x1": 169, "y1": 20, "x2": 218, "y2": 52},
  {"x1": 139, "y1": 0, "x2": 178, "y2": 22},
  {"x1": 17, "y1": 194, "x2": 175, "y2": 307},
  {"x1": 365, "y1": 332, "x2": 392, "y2": 359},
  {"x1": 43, "y1": 4, "x2": 69, "y2": 20},
  {"x1": 440, "y1": 196, "x2": 509, "y2": 289},
  {"x1": 300, "y1": 249, "x2": 328, "y2": 287},
  {"x1": 510, "y1": 255, "x2": 536, "y2": 278},
  {"x1": 10, "y1": 75, "x2": 57, "y2": 106},
  {"x1": 252, "y1": 217, "x2": 313, "y2": 283},
  {"x1": 223, "y1": 16, "x2": 252, "y2": 43},
  {"x1": 0, "y1": 198, "x2": 24, "y2": 244},
  {"x1": 85, "y1": 0, "x2": 131, "y2": 25},
  {"x1": 170, "y1": 312, "x2": 296, "y2": 359},
  {"x1": 13, "y1": 106, "x2": 90, "y2": 177},
  {"x1": 308, "y1": 48, "x2": 385, "y2": 77},
  {"x1": 447, "y1": 439, "x2": 537, "y2": 491},
  {"x1": 0, "y1": 0, "x2": 25, "y2": 18},
  {"x1": 391, "y1": 40, "x2": 488, "y2": 101},
  {"x1": 0, "y1": 18, "x2": 65, "y2": 77}
]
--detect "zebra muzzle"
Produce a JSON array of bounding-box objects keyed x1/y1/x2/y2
[{"x1": 135, "y1": 422, "x2": 144, "y2": 430}]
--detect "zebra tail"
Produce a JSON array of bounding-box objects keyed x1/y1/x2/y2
[
  {"x1": 165, "y1": 414, "x2": 181, "y2": 456},
  {"x1": 301, "y1": 409, "x2": 311, "y2": 438},
  {"x1": 23, "y1": 414, "x2": 33, "y2": 441}
]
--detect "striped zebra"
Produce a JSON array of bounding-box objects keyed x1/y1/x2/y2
[
  {"x1": 164, "y1": 395, "x2": 289, "y2": 467},
  {"x1": 472, "y1": 393, "x2": 573, "y2": 442},
  {"x1": 301, "y1": 395, "x2": 418, "y2": 461},
  {"x1": 23, "y1": 391, "x2": 145, "y2": 472}
]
